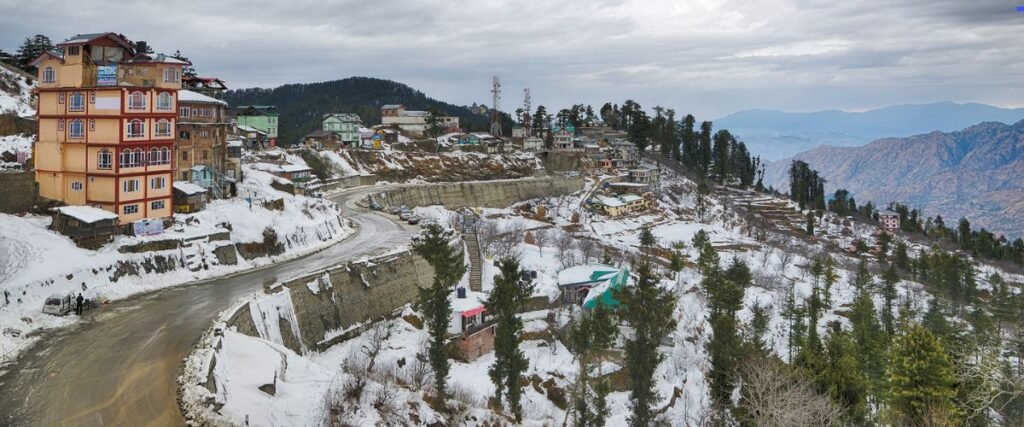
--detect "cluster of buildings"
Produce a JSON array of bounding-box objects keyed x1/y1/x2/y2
[{"x1": 29, "y1": 32, "x2": 287, "y2": 239}]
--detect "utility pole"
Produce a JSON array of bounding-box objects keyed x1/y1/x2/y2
[
  {"x1": 490, "y1": 76, "x2": 502, "y2": 137},
  {"x1": 523, "y1": 87, "x2": 531, "y2": 131}
]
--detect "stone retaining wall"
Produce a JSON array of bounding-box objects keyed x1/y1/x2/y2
[
  {"x1": 369, "y1": 176, "x2": 584, "y2": 210},
  {"x1": 225, "y1": 248, "x2": 438, "y2": 354},
  {"x1": 0, "y1": 170, "x2": 37, "y2": 214}
]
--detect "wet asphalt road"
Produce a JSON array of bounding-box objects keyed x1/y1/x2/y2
[{"x1": 0, "y1": 186, "x2": 415, "y2": 427}]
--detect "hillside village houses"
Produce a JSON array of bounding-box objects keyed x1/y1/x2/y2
[
  {"x1": 380, "y1": 104, "x2": 459, "y2": 136},
  {"x1": 879, "y1": 210, "x2": 901, "y2": 232},
  {"x1": 32, "y1": 32, "x2": 188, "y2": 223},
  {"x1": 177, "y1": 89, "x2": 233, "y2": 197},
  {"x1": 322, "y1": 113, "x2": 361, "y2": 146},
  {"x1": 232, "y1": 105, "x2": 279, "y2": 145},
  {"x1": 552, "y1": 123, "x2": 575, "y2": 150}
]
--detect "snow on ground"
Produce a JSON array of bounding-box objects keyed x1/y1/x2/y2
[
  {"x1": 0, "y1": 164, "x2": 353, "y2": 367},
  {"x1": 0, "y1": 134, "x2": 32, "y2": 169},
  {"x1": 179, "y1": 162, "x2": 1024, "y2": 425},
  {"x1": 0, "y1": 65, "x2": 35, "y2": 117}
]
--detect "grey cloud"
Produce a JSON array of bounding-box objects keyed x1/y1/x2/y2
[{"x1": 0, "y1": 0, "x2": 1022, "y2": 118}]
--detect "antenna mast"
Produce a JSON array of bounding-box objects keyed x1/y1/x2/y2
[
  {"x1": 523, "y1": 87, "x2": 531, "y2": 131},
  {"x1": 490, "y1": 76, "x2": 502, "y2": 137}
]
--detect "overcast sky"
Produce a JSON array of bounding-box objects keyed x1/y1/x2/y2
[{"x1": 2, "y1": 0, "x2": 1022, "y2": 118}]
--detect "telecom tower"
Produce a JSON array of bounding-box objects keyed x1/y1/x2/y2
[
  {"x1": 523, "y1": 87, "x2": 531, "y2": 131},
  {"x1": 490, "y1": 76, "x2": 502, "y2": 137}
]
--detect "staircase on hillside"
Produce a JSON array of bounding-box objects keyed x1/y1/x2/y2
[{"x1": 464, "y1": 231, "x2": 483, "y2": 292}]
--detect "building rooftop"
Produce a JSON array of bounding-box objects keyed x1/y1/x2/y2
[
  {"x1": 381, "y1": 104, "x2": 404, "y2": 110},
  {"x1": 173, "y1": 181, "x2": 208, "y2": 196},
  {"x1": 178, "y1": 90, "x2": 227, "y2": 106},
  {"x1": 596, "y1": 196, "x2": 625, "y2": 208},
  {"x1": 54, "y1": 206, "x2": 119, "y2": 223},
  {"x1": 619, "y1": 194, "x2": 643, "y2": 203},
  {"x1": 557, "y1": 264, "x2": 621, "y2": 287}
]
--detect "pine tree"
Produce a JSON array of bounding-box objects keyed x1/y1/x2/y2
[
  {"x1": 822, "y1": 256, "x2": 838, "y2": 307},
  {"x1": 639, "y1": 226, "x2": 656, "y2": 248},
  {"x1": 852, "y1": 259, "x2": 873, "y2": 290},
  {"x1": 881, "y1": 265, "x2": 899, "y2": 336},
  {"x1": 888, "y1": 324, "x2": 958, "y2": 424},
  {"x1": 568, "y1": 305, "x2": 617, "y2": 426},
  {"x1": 697, "y1": 241, "x2": 720, "y2": 276},
  {"x1": 705, "y1": 260, "x2": 747, "y2": 411},
  {"x1": 680, "y1": 114, "x2": 696, "y2": 165},
  {"x1": 15, "y1": 34, "x2": 53, "y2": 73},
  {"x1": 618, "y1": 259, "x2": 677, "y2": 426},
  {"x1": 412, "y1": 224, "x2": 466, "y2": 398},
  {"x1": 698, "y1": 121, "x2": 713, "y2": 175},
  {"x1": 486, "y1": 257, "x2": 532, "y2": 420},
  {"x1": 746, "y1": 302, "x2": 771, "y2": 355},
  {"x1": 894, "y1": 241, "x2": 911, "y2": 271},
  {"x1": 849, "y1": 289, "x2": 888, "y2": 401},
  {"x1": 806, "y1": 211, "x2": 816, "y2": 235},
  {"x1": 820, "y1": 329, "x2": 870, "y2": 423}
]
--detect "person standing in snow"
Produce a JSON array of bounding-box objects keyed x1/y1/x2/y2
[{"x1": 75, "y1": 293, "x2": 84, "y2": 315}]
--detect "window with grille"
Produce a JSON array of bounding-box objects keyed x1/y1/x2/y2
[
  {"x1": 97, "y1": 149, "x2": 112, "y2": 169},
  {"x1": 43, "y1": 67, "x2": 56, "y2": 83},
  {"x1": 156, "y1": 93, "x2": 172, "y2": 111},
  {"x1": 69, "y1": 92, "x2": 85, "y2": 112},
  {"x1": 128, "y1": 119, "x2": 145, "y2": 137},
  {"x1": 123, "y1": 179, "x2": 140, "y2": 193},
  {"x1": 155, "y1": 120, "x2": 172, "y2": 137},
  {"x1": 128, "y1": 92, "x2": 146, "y2": 110},
  {"x1": 68, "y1": 119, "x2": 84, "y2": 139},
  {"x1": 124, "y1": 204, "x2": 138, "y2": 214}
]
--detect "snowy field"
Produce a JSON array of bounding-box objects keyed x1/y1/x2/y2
[{"x1": 0, "y1": 165, "x2": 353, "y2": 367}]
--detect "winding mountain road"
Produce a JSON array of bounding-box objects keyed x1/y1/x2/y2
[{"x1": 0, "y1": 186, "x2": 416, "y2": 426}]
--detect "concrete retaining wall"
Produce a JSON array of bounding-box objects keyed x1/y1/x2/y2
[
  {"x1": 0, "y1": 170, "x2": 37, "y2": 214},
  {"x1": 313, "y1": 175, "x2": 377, "y2": 193},
  {"x1": 370, "y1": 176, "x2": 585, "y2": 210},
  {"x1": 226, "y1": 249, "x2": 438, "y2": 354}
]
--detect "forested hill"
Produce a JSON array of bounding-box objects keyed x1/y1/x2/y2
[
  {"x1": 221, "y1": 77, "x2": 506, "y2": 144},
  {"x1": 763, "y1": 120, "x2": 1024, "y2": 237}
]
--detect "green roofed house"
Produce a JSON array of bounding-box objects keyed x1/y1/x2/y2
[
  {"x1": 557, "y1": 264, "x2": 630, "y2": 309},
  {"x1": 232, "y1": 105, "x2": 279, "y2": 142},
  {"x1": 322, "y1": 113, "x2": 362, "y2": 147}
]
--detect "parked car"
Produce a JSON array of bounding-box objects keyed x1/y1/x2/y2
[
  {"x1": 42, "y1": 293, "x2": 73, "y2": 316},
  {"x1": 407, "y1": 215, "x2": 421, "y2": 225},
  {"x1": 389, "y1": 206, "x2": 402, "y2": 215},
  {"x1": 400, "y1": 211, "x2": 412, "y2": 221}
]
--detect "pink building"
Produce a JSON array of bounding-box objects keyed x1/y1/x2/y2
[{"x1": 879, "y1": 210, "x2": 900, "y2": 232}]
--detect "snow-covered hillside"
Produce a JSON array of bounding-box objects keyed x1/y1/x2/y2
[
  {"x1": 180, "y1": 164, "x2": 1023, "y2": 425},
  {"x1": 0, "y1": 64, "x2": 35, "y2": 118}
]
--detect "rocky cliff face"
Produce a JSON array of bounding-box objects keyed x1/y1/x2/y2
[{"x1": 764, "y1": 120, "x2": 1024, "y2": 237}]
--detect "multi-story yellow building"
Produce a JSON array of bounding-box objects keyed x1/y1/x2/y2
[{"x1": 32, "y1": 33, "x2": 187, "y2": 222}]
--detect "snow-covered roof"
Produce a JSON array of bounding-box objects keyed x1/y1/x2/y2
[
  {"x1": 880, "y1": 210, "x2": 900, "y2": 217},
  {"x1": 557, "y1": 264, "x2": 621, "y2": 286},
  {"x1": 178, "y1": 89, "x2": 227, "y2": 106},
  {"x1": 236, "y1": 125, "x2": 267, "y2": 135},
  {"x1": 226, "y1": 138, "x2": 243, "y2": 147},
  {"x1": 451, "y1": 289, "x2": 486, "y2": 314},
  {"x1": 596, "y1": 196, "x2": 625, "y2": 208},
  {"x1": 619, "y1": 194, "x2": 643, "y2": 203},
  {"x1": 381, "y1": 104, "x2": 404, "y2": 109},
  {"x1": 173, "y1": 181, "x2": 208, "y2": 195},
  {"x1": 608, "y1": 182, "x2": 648, "y2": 187},
  {"x1": 54, "y1": 206, "x2": 119, "y2": 223},
  {"x1": 280, "y1": 164, "x2": 311, "y2": 173}
]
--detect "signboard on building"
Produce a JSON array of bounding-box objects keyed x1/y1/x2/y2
[
  {"x1": 133, "y1": 219, "x2": 164, "y2": 236},
  {"x1": 97, "y1": 65, "x2": 117, "y2": 86},
  {"x1": 16, "y1": 150, "x2": 27, "y2": 165}
]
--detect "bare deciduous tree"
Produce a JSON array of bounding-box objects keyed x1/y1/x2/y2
[
  {"x1": 361, "y1": 321, "x2": 393, "y2": 373},
  {"x1": 534, "y1": 228, "x2": 552, "y2": 254},
  {"x1": 578, "y1": 238, "x2": 599, "y2": 264},
  {"x1": 556, "y1": 232, "x2": 580, "y2": 269},
  {"x1": 477, "y1": 219, "x2": 501, "y2": 256},
  {"x1": 737, "y1": 356, "x2": 843, "y2": 426}
]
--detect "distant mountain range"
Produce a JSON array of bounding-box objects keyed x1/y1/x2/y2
[
  {"x1": 221, "y1": 77, "x2": 508, "y2": 144},
  {"x1": 764, "y1": 120, "x2": 1024, "y2": 237},
  {"x1": 716, "y1": 102, "x2": 1024, "y2": 160}
]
